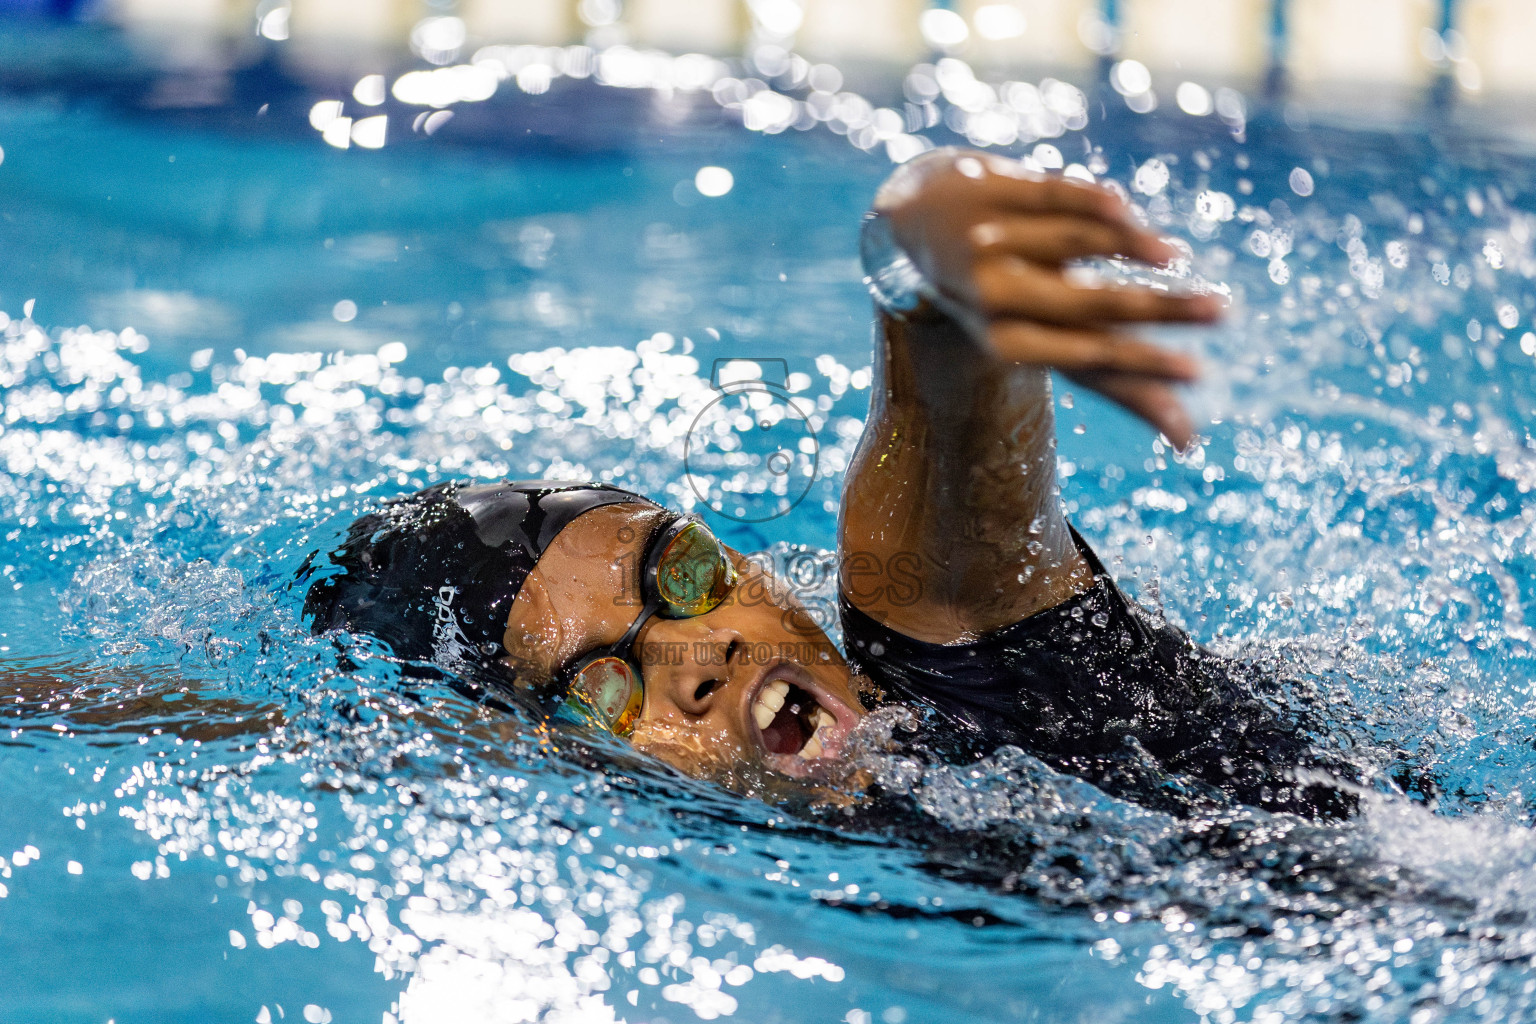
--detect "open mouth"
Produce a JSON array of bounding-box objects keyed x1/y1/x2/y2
[{"x1": 748, "y1": 669, "x2": 855, "y2": 776}]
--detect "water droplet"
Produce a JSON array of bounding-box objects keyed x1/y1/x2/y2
[{"x1": 1133, "y1": 158, "x2": 1170, "y2": 196}]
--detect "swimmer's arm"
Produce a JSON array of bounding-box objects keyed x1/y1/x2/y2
[
  {"x1": 0, "y1": 656, "x2": 284, "y2": 743},
  {"x1": 839, "y1": 150, "x2": 1219, "y2": 643}
]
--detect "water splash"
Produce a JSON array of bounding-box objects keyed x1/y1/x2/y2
[{"x1": 9, "y1": 51, "x2": 1536, "y2": 1023}]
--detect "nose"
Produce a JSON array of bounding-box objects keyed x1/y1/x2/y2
[{"x1": 637, "y1": 616, "x2": 744, "y2": 716}]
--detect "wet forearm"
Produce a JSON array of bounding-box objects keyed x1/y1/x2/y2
[
  {"x1": 841, "y1": 148, "x2": 1211, "y2": 640},
  {"x1": 840, "y1": 306, "x2": 1088, "y2": 642}
]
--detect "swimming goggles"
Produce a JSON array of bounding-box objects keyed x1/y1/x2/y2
[{"x1": 558, "y1": 513, "x2": 737, "y2": 737}]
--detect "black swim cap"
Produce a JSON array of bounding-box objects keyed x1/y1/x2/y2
[{"x1": 303, "y1": 481, "x2": 652, "y2": 674}]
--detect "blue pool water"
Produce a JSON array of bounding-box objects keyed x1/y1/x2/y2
[{"x1": 7, "y1": 21, "x2": 1536, "y2": 1023}]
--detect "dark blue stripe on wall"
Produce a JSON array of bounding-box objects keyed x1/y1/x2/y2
[
  {"x1": 0, "y1": 0, "x2": 88, "y2": 16},
  {"x1": 1269, "y1": 0, "x2": 1287, "y2": 64},
  {"x1": 1101, "y1": 0, "x2": 1119, "y2": 26}
]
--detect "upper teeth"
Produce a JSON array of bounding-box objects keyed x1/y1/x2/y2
[
  {"x1": 751, "y1": 681, "x2": 837, "y2": 759},
  {"x1": 752, "y1": 680, "x2": 788, "y2": 729}
]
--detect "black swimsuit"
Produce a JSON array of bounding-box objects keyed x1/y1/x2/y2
[{"x1": 839, "y1": 532, "x2": 1355, "y2": 818}]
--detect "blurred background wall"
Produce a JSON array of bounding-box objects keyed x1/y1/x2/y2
[{"x1": 0, "y1": 0, "x2": 1527, "y2": 99}]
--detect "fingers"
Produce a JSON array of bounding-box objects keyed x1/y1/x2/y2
[
  {"x1": 986, "y1": 173, "x2": 1132, "y2": 226},
  {"x1": 1061, "y1": 368, "x2": 1197, "y2": 450},
  {"x1": 973, "y1": 259, "x2": 1223, "y2": 328},
  {"x1": 982, "y1": 321, "x2": 1200, "y2": 381},
  {"x1": 970, "y1": 216, "x2": 1178, "y2": 267},
  {"x1": 914, "y1": 154, "x2": 1184, "y2": 266}
]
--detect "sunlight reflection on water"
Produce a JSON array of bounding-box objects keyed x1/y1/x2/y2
[{"x1": 7, "y1": 16, "x2": 1536, "y2": 1023}]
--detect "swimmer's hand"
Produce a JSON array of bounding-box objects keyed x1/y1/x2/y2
[{"x1": 873, "y1": 148, "x2": 1221, "y2": 448}]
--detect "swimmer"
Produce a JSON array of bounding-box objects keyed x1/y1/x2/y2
[{"x1": 304, "y1": 148, "x2": 1354, "y2": 818}]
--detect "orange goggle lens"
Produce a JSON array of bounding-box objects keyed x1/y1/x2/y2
[
  {"x1": 565, "y1": 656, "x2": 644, "y2": 737},
  {"x1": 654, "y1": 521, "x2": 736, "y2": 617}
]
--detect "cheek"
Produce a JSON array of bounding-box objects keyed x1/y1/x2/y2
[
  {"x1": 721, "y1": 578, "x2": 793, "y2": 631},
  {"x1": 778, "y1": 604, "x2": 837, "y2": 645},
  {"x1": 731, "y1": 597, "x2": 846, "y2": 666},
  {"x1": 727, "y1": 569, "x2": 836, "y2": 640}
]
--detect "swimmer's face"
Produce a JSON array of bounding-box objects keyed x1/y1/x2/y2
[{"x1": 502, "y1": 504, "x2": 866, "y2": 788}]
